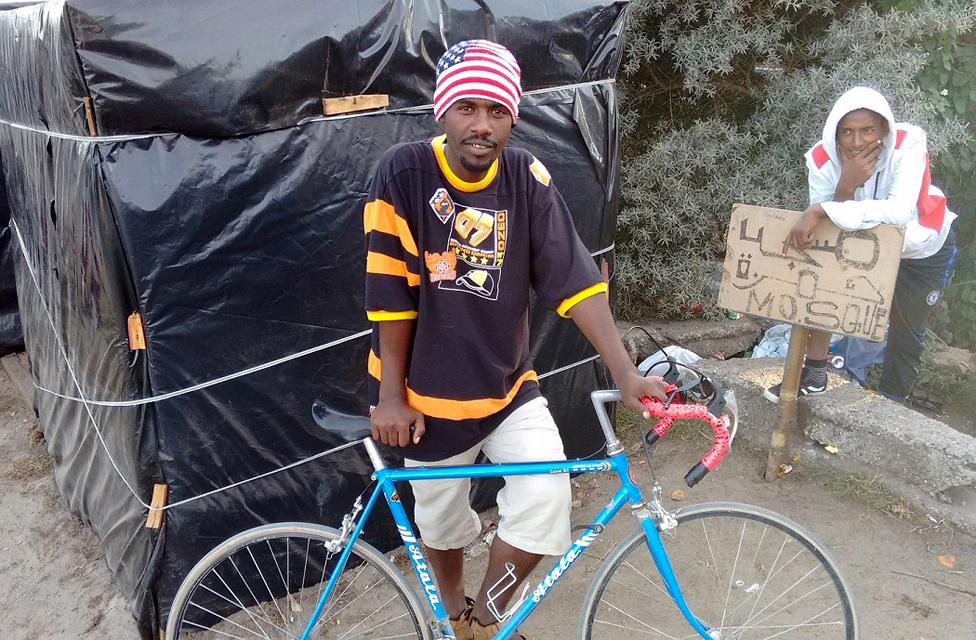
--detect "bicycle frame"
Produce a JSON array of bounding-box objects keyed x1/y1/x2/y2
[{"x1": 298, "y1": 446, "x2": 714, "y2": 640}]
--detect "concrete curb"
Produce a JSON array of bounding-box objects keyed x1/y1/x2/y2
[
  {"x1": 694, "y1": 358, "x2": 976, "y2": 537},
  {"x1": 616, "y1": 317, "x2": 761, "y2": 360}
]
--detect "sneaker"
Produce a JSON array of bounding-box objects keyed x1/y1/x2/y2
[{"x1": 762, "y1": 380, "x2": 827, "y2": 403}]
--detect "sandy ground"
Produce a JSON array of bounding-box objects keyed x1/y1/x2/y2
[
  {"x1": 0, "y1": 369, "x2": 973, "y2": 639},
  {"x1": 0, "y1": 372, "x2": 137, "y2": 638},
  {"x1": 459, "y1": 418, "x2": 976, "y2": 639}
]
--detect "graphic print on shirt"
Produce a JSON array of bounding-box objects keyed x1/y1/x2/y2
[
  {"x1": 424, "y1": 251, "x2": 457, "y2": 282},
  {"x1": 429, "y1": 188, "x2": 455, "y2": 224},
  {"x1": 422, "y1": 194, "x2": 508, "y2": 300}
]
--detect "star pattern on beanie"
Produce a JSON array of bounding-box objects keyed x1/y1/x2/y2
[{"x1": 434, "y1": 40, "x2": 522, "y2": 124}]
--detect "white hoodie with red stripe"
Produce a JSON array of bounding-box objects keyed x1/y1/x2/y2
[{"x1": 806, "y1": 86, "x2": 955, "y2": 259}]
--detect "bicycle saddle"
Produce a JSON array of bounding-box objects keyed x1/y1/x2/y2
[{"x1": 310, "y1": 400, "x2": 372, "y2": 441}]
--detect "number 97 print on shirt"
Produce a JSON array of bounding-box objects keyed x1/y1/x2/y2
[{"x1": 425, "y1": 191, "x2": 508, "y2": 301}]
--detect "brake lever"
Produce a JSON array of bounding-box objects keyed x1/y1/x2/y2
[
  {"x1": 706, "y1": 390, "x2": 726, "y2": 417},
  {"x1": 662, "y1": 363, "x2": 680, "y2": 385},
  {"x1": 705, "y1": 378, "x2": 726, "y2": 417},
  {"x1": 663, "y1": 372, "x2": 709, "y2": 409},
  {"x1": 663, "y1": 385, "x2": 682, "y2": 409}
]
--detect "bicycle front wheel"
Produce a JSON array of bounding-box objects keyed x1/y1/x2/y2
[
  {"x1": 166, "y1": 522, "x2": 430, "y2": 639},
  {"x1": 580, "y1": 502, "x2": 857, "y2": 639}
]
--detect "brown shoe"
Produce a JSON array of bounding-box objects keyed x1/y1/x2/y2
[
  {"x1": 469, "y1": 618, "x2": 499, "y2": 640},
  {"x1": 470, "y1": 617, "x2": 525, "y2": 640},
  {"x1": 449, "y1": 597, "x2": 475, "y2": 640}
]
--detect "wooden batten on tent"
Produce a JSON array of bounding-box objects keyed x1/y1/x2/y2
[{"x1": 322, "y1": 94, "x2": 389, "y2": 116}]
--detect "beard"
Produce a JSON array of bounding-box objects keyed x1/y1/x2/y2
[{"x1": 460, "y1": 154, "x2": 494, "y2": 175}]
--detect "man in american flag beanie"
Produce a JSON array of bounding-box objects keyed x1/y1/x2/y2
[
  {"x1": 433, "y1": 40, "x2": 523, "y2": 125},
  {"x1": 363, "y1": 39, "x2": 667, "y2": 639}
]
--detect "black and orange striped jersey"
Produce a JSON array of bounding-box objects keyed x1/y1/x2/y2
[{"x1": 364, "y1": 135, "x2": 607, "y2": 460}]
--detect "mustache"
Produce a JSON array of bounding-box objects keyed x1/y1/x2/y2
[{"x1": 461, "y1": 135, "x2": 497, "y2": 147}]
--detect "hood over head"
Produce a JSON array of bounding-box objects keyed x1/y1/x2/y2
[{"x1": 820, "y1": 86, "x2": 897, "y2": 171}]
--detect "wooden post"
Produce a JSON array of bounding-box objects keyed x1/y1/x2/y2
[
  {"x1": 83, "y1": 96, "x2": 97, "y2": 136},
  {"x1": 1, "y1": 352, "x2": 36, "y2": 414},
  {"x1": 127, "y1": 312, "x2": 147, "y2": 350},
  {"x1": 764, "y1": 325, "x2": 808, "y2": 481},
  {"x1": 145, "y1": 484, "x2": 169, "y2": 529}
]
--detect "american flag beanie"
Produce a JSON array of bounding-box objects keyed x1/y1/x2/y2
[{"x1": 434, "y1": 40, "x2": 522, "y2": 124}]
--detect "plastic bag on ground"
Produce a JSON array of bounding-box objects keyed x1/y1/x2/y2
[
  {"x1": 638, "y1": 345, "x2": 703, "y2": 377},
  {"x1": 751, "y1": 323, "x2": 793, "y2": 359}
]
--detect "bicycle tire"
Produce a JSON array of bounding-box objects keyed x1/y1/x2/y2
[
  {"x1": 579, "y1": 502, "x2": 858, "y2": 639},
  {"x1": 165, "y1": 522, "x2": 431, "y2": 639}
]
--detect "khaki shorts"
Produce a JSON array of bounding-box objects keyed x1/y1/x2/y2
[{"x1": 405, "y1": 396, "x2": 572, "y2": 556}]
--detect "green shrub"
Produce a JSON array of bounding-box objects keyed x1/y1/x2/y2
[
  {"x1": 856, "y1": 336, "x2": 973, "y2": 413},
  {"x1": 910, "y1": 340, "x2": 973, "y2": 411},
  {"x1": 936, "y1": 247, "x2": 976, "y2": 349},
  {"x1": 917, "y1": 29, "x2": 976, "y2": 350}
]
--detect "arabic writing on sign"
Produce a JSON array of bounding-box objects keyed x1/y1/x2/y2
[{"x1": 718, "y1": 204, "x2": 904, "y2": 341}]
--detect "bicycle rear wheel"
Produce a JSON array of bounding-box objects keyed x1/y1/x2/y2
[
  {"x1": 166, "y1": 522, "x2": 430, "y2": 639},
  {"x1": 580, "y1": 502, "x2": 857, "y2": 639}
]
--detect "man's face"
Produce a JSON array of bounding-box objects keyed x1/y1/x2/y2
[
  {"x1": 440, "y1": 98, "x2": 513, "y2": 182},
  {"x1": 836, "y1": 109, "x2": 888, "y2": 158}
]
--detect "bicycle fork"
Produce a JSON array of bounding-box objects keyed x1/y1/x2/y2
[{"x1": 636, "y1": 486, "x2": 718, "y2": 639}]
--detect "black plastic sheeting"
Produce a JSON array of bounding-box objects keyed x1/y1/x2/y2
[
  {"x1": 63, "y1": 0, "x2": 626, "y2": 137},
  {"x1": 0, "y1": 1, "x2": 626, "y2": 636},
  {"x1": 0, "y1": 1, "x2": 33, "y2": 350},
  {"x1": 0, "y1": 151, "x2": 24, "y2": 350}
]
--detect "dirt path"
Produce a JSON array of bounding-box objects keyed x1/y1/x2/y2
[
  {"x1": 450, "y1": 417, "x2": 976, "y2": 639},
  {"x1": 1, "y1": 370, "x2": 973, "y2": 639},
  {"x1": 0, "y1": 372, "x2": 137, "y2": 639}
]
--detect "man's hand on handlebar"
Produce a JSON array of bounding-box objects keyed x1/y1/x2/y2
[
  {"x1": 370, "y1": 399, "x2": 425, "y2": 447},
  {"x1": 617, "y1": 371, "x2": 669, "y2": 420}
]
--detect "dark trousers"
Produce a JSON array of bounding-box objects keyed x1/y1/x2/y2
[{"x1": 879, "y1": 231, "x2": 958, "y2": 399}]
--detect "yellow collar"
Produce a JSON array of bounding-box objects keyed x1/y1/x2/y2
[{"x1": 431, "y1": 134, "x2": 499, "y2": 192}]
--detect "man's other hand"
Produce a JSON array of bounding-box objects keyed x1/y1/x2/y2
[
  {"x1": 617, "y1": 371, "x2": 668, "y2": 420},
  {"x1": 370, "y1": 400, "x2": 425, "y2": 447}
]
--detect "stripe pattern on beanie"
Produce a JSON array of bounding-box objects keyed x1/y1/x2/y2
[{"x1": 434, "y1": 40, "x2": 522, "y2": 123}]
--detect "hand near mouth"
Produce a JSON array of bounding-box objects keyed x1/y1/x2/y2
[{"x1": 836, "y1": 138, "x2": 882, "y2": 197}]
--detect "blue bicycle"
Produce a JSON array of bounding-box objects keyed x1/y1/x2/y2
[{"x1": 166, "y1": 365, "x2": 857, "y2": 639}]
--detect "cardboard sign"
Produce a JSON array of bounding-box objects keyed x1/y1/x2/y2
[{"x1": 718, "y1": 204, "x2": 905, "y2": 342}]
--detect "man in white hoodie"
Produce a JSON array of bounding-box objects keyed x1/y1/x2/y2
[{"x1": 765, "y1": 86, "x2": 958, "y2": 402}]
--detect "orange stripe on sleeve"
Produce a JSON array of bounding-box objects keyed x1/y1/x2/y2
[
  {"x1": 368, "y1": 349, "x2": 382, "y2": 379},
  {"x1": 366, "y1": 310, "x2": 418, "y2": 322},
  {"x1": 556, "y1": 282, "x2": 609, "y2": 318},
  {"x1": 364, "y1": 199, "x2": 419, "y2": 257},
  {"x1": 366, "y1": 251, "x2": 421, "y2": 287}
]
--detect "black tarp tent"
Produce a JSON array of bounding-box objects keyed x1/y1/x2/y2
[
  {"x1": 0, "y1": 1, "x2": 627, "y2": 635},
  {"x1": 0, "y1": 0, "x2": 31, "y2": 351},
  {"x1": 0, "y1": 149, "x2": 24, "y2": 351}
]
